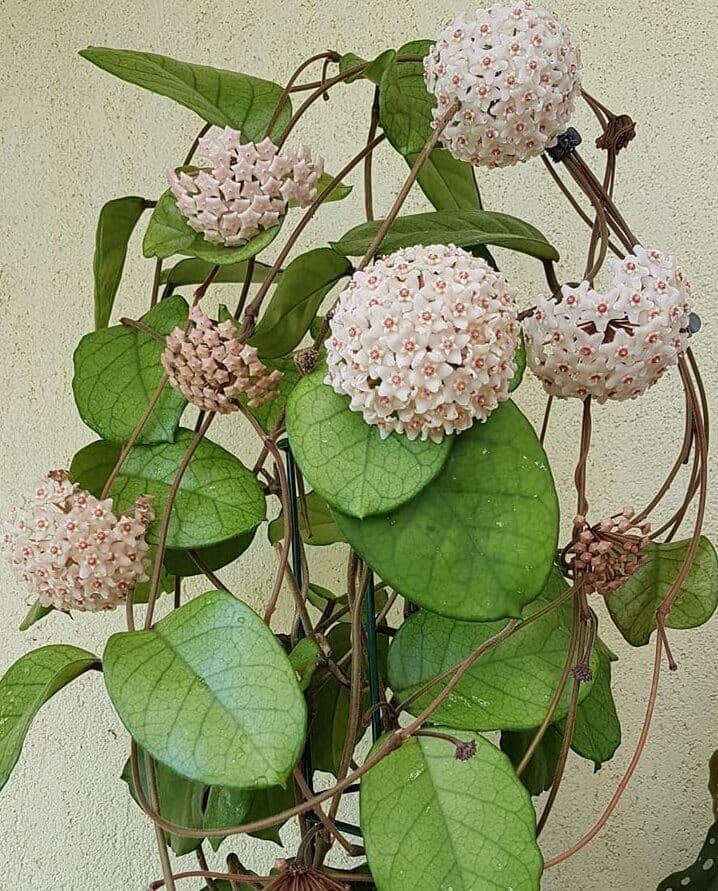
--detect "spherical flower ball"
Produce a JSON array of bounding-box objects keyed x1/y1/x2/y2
[
  {"x1": 162, "y1": 306, "x2": 283, "y2": 413},
  {"x1": 325, "y1": 244, "x2": 520, "y2": 443},
  {"x1": 3, "y1": 471, "x2": 155, "y2": 613},
  {"x1": 524, "y1": 246, "x2": 691, "y2": 402},
  {"x1": 424, "y1": 1, "x2": 582, "y2": 168},
  {"x1": 167, "y1": 127, "x2": 324, "y2": 246}
]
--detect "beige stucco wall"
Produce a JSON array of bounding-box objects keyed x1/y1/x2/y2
[{"x1": 0, "y1": 0, "x2": 716, "y2": 888}]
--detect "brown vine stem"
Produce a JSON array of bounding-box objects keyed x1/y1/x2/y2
[
  {"x1": 292, "y1": 768, "x2": 361, "y2": 856},
  {"x1": 238, "y1": 133, "x2": 386, "y2": 341},
  {"x1": 120, "y1": 316, "x2": 165, "y2": 342},
  {"x1": 544, "y1": 634, "x2": 663, "y2": 869},
  {"x1": 144, "y1": 748, "x2": 177, "y2": 891},
  {"x1": 539, "y1": 395, "x2": 554, "y2": 445},
  {"x1": 236, "y1": 403, "x2": 292, "y2": 626},
  {"x1": 101, "y1": 375, "x2": 169, "y2": 502},
  {"x1": 232, "y1": 256, "x2": 256, "y2": 319},
  {"x1": 275, "y1": 60, "x2": 372, "y2": 149},
  {"x1": 311, "y1": 99, "x2": 462, "y2": 350},
  {"x1": 540, "y1": 156, "x2": 623, "y2": 259},
  {"x1": 143, "y1": 413, "x2": 215, "y2": 629},
  {"x1": 149, "y1": 259, "x2": 164, "y2": 308},
  {"x1": 265, "y1": 51, "x2": 341, "y2": 139}
]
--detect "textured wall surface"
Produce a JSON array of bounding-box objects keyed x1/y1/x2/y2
[{"x1": 0, "y1": 0, "x2": 716, "y2": 888}]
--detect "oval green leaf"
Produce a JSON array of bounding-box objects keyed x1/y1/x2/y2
[
  {"x1": 73, "y1": 294, "x2": 188, "y2": 444},
  {"x1": 360, "y1": 731, "x2": 543, "y2": 891},
  {"x1": 286, "y1": 370, "x2": 452, "y2": 519},
  {"x1": 606, "y1": 537, "x2": 718, "y2": 646},
  {"x1": 71, "y1": 431, "x2": 266, "y2": 550},
  {"x1": 79, "y1": 48, "x2": 291, "y2": 139},
  {"x1": 249, "y1": 248, "x2": 352, "y2": 359},
  {"x1": 331, "y1": 209, "x2": 558, "y2": 261},
  {"x1": 0, "y1": 645, "x2": 98, "y2": 791},
  {"x1": 163, "y1": 530, "x2": 256, "y2": 577},
  {"x1": 335, "y1": 400, "x2": 558, "y2": 621},
  {"x1": 388, "y1": 571, "x2": 596, "y2": 730},
  {"x1": 143, "y1": 190, "x2": 281, "y2": 264},
  {"x1": 93, "y1": 196, "x2": 149, "y2": 328},
  {"x1": 379, "y1": 40, "x2": 482, "y2": 212},
  {"x1": 103, "y1": 590, "x2": 306, "y2": 788},
  {"x1": 160, "y1": 257, "x2": 276, "y2": 289},
  {"x1": 268, "y1": 490, "x2": 346, "y2": 547}
]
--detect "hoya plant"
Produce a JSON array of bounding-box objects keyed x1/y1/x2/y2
[{"x1": 2, "y1": 3, "x2": 714, "y2": 889}]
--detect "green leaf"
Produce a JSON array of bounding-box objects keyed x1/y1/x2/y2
[
  {"x1": 656, "y1": 819, "x2": 718, "y2": 890},
  {"x1": 143, "y1": 189, "x2": 281, "y2": 264},
  {"x1": 239, "y1": 352, "x2": 299, "y2": 433},
  {"x1": 606, "y1": 537, "x2": 718, "y2": 646},
  {"x1": 163, "y1": 531, "x2": 256, "y2": 577},
  {"x1": 289, "y1": 638, "x2": 323, "y2": 691},
  {"x1": 93, "y1": 196, "x2": 148, "y2": 328},
  {"x1": 331, "y1": 209, "x2": 559, "y2": 261},
  {"x1": 361, "y1": 731, "x2": 543, "y2": 891},
  {"x1": 286, "y1": 369, "x2": 452, "y2": 519},
  {"x1": 306, "y1": 583, "x2": 350, "y2": 620},
  {"x1": 103, "y1": 590, "x2": 307, "y2": 787},
  {"x1": 0, "y1": 645, "x2": 98, "y2": 792},
  {"x1": 558, "y1": 641, "x2": 621, "y2": 769},
  {"x1": 510, "y1": 333, "x2": 527, "y2": 393},
  {"x1": 122, "y1": 748, "x2": 205, "y2": 856},
  {"x1": 339, "y1": 50, "x2": 396, "y2": 85},
  {"x1": 79, "y1": 48, "x2": 291, "y2": 139},
  {"x1": 379, "y1": 41, "x2": 482, "y2": 211},
  {"x1": 501, "y1": 727, "x2": 564, "y2": 797},
  {"x1": 268, "y1": 490, "x2": 346, "y2": 547},
  {"x1": 160, "y1": 257, "x2": 276, "y2": 289},
  {"x1": 18, "y1": 601, "x2": 59, "y2": 632},
  {"x1": 73, "y1": 294, "x2": 188, "y2": 444},
  {"x1": 388, "y1": 570, "x2": 596, "y2": 730},
  {"x1": 71, "y1": 431, "x2": 265, "y2": 550},
  {"x1": 220, "y1": 782, "x2": 296, "y2": 845},
  {"x1": 250, "y1": 249, "x2": 352, "y2": 359},
  {"x1": 335, "y1": 400, "x2": 559, "y2": 621}
]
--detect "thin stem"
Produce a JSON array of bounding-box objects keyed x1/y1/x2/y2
[
  {"x1": 150, "y1": 259, "x2": 164, "y2": 308},
  {"x1": 120, "y1": 316, "x2": 165, "y2": 342},
  {"x1": 265, "y1": 51, "x2": 340, "y2": 139},
  {"x1": 183, "y1": 122, "x2": 212, "y2": 167},
  {"x1": 233, "y1": 257, "x2": 255, "y2": 318},
  {"x1": 544, "y1": 636, "x2": 663, "y2": 868},
  {"x1": 197, "y1": 847, "x2": 218, "y2": 891},
  {"x1": 143, "y1": 413, "x2": 215, "y2": 629},
  {"x1": 239, "y1": 134, "x2": 385, "y2": 340}
]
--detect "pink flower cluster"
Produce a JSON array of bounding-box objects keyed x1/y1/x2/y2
[
  {"x1": 325, "y1": 244, "x2": 520, "y2": 442},
  {"x1": 3, "y1": 471, "x2": 154, "y2": 612},
  {"x1": 524, "y1": 246, "x2": 692, "y2": 402},
  {"x1": 167, "y1": 127, "x2": 323, "y2": 246},
  {"x1": 569, "y1": 508, "x2": 651, "y2": 596},
  {"x1": 424, "y1": 1, "x2": 582, "y2": 168},
  {"x1": 162, "y1": 306, "x2": 282, "y2": 413}
]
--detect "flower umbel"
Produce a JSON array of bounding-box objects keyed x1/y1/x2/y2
[
  {"x1": 325, "y1": 244, "x2": 520, "y2": 442},
  {"x1": 3, "y1": 471, "x2": 154, "y2": 612},
  {"x1": 567, "y1": 508, "x2": 651, "y2": 596},
  {"x1": 424, "y1": 1, "x2": 582, "y2": 168},
  {"x1": 167, "y1": 127, "x2": 323, "y2": 246},
  {"x1": 524, "y1": 246, "x2": 691, "y2": 401},
  {"x1": 162, "y1": 306, "x2": 282, "y2": 413}
]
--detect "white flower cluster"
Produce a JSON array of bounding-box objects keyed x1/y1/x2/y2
[
  {"x1": 167, "y1": 127, "x2": 323, "y2": 246},
  {"x1": 3, "y1": 471, "x2": 154, "y2": 612},
  {"x1": 162, "y1": 306, "x2": 283, "y2": 413},
  {"x1": 325, "y1": 244, "x2": 520, "y2": 442},
  {"x1": 524, "y1": 246, "x2": 691, "y2": 402},
  {"x1": 424, "y1": 1, "x2": 582, "y2": 168}
]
